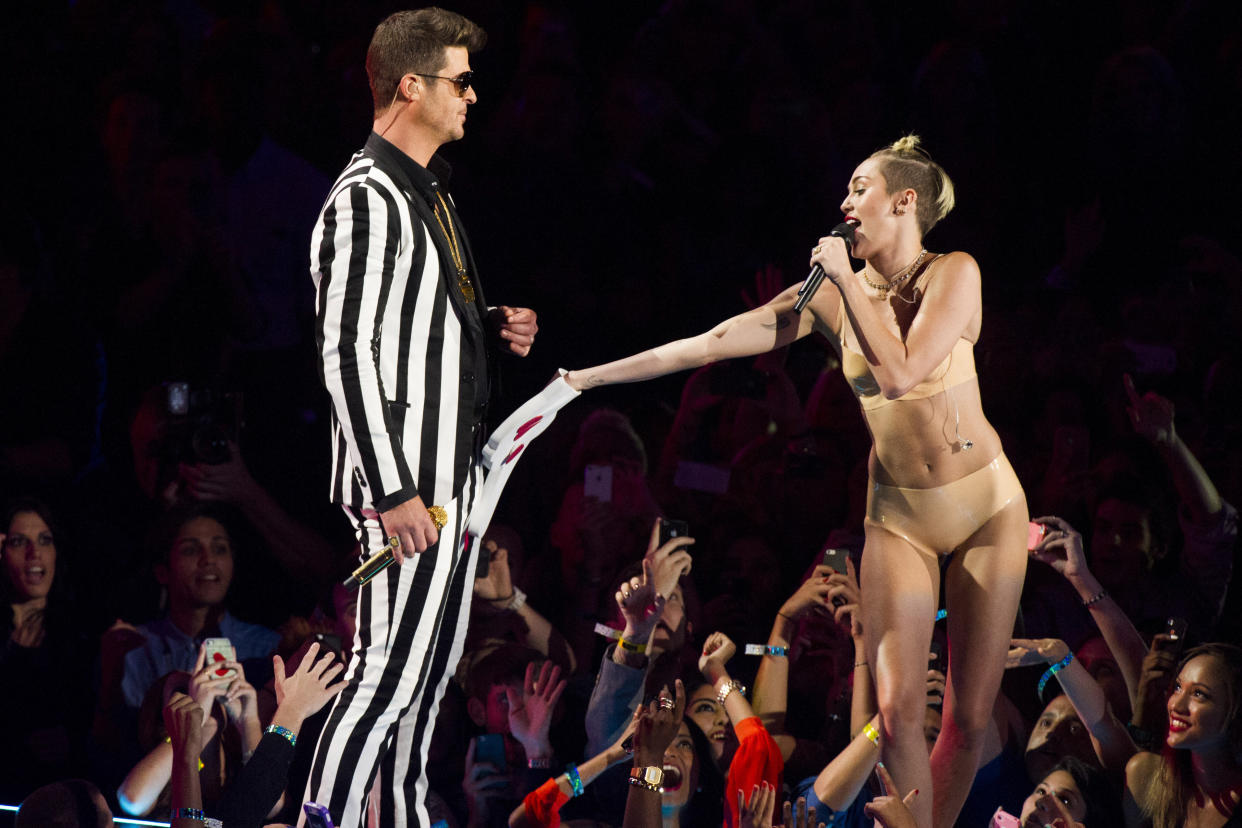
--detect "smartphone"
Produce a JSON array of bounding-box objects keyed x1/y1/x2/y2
[
  {"x1": 473, "y1": 733, "x2": 507, "y2": 772},
  {"x1": 821, "y1": 547, "x2": 849, "y2": 574},
  {"x1": 822, "y1": 547, "x2": 850, "y2": 607},
  {"x1": 1027, "y1": 521, "x2": 1047, "y2": 551},
  {"x1": 989, "y1": 808, "x2": 1020, "y2": 828},
  {"x1": 658, "y1": 518, "x2": 690, "y2": 546},
  {"x1": 202, "y1": 637, "x2": 237, "y2": 679},
  {"x1": 304, "y1": 802, "x2": 337, "y2": 828},
  {"x1": 1166, "y1": 616, "x2": 1188, "y2": 641},
  {"x1": 584, "y1": 464, "x2": 613, "y2": 502},
  {"x1": 314, "y1": 632, "x2": 344, "y2": 661}
]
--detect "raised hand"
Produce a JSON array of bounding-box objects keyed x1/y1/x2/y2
[
  {"x1": 615, "y1": 558, "x2": 665, "y2": 635},
  {"x1": 779, "y1": 795, "x2": 824, "y2": 828},
  {"x1": 1029, "y1": 516, "x2": 1090, "y2": 581},
  {"x1": 1124, "y1": 373, "x2": 1176, "y2": 447},
  {"x1": 219, "y1": 662, "x2": 259, "y2": 726},
  {"x1": 188, "y1": 644, "x2": 234, "y2": 724},
  {"x1": 1007, "y1": 637, "x2": 1071, "y2": 669},
  {"x1": 506, "y1": 660, "x2": 567, "y2": 761},
  {"x1": 272, "y1": 641, "x2": 346, "y2": 724},
  {"x1": 473, "y1": 539, "x2": 513, "y2": 602},
  {"x1": 778, "y1": 564, "x2": 834, "y2": 621},
  {"x1": 632, "y1": 680, "x2": 686, "y2": 767},
  {"x1": 862, "y1": 763, "x2": 919, "y2": 828},
  {"x1": 699, "y1": 631, "x2": 737, "y2": 683},
  {"x1": 164, "y1": 691, "x2": 205, "y2": 762},
  {"x1": 644, "y1": 519, "x2": 694, "y2": 599},
  {"x1": 738, "y1": 781, "x2": 777, "y2": 828}
]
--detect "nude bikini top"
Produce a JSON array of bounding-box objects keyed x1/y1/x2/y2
[{"x1": 830, "y1": 265, "x2": 977, "y2": 412}]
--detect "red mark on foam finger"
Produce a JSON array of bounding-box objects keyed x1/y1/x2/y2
[
  {"x1": 514, "y1": 416, "x2": 542, "y2": 440},
  {"x1": 503, "y1": 444, "x2": 525, "y2": 465}
]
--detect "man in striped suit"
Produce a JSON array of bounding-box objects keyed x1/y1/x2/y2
[{"x1": 304, "y1": 8, "x2": 538, "y2": 826}]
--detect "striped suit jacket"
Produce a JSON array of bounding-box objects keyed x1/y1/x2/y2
[{"x1": 311, "y1": 132, "x2": 492, "y2": 513}]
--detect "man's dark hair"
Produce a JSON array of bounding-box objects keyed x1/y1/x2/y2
[
  {"x1": 366, "y1": 7, "x2": 486, "y2": 113},
  {"x1": 1050, "y1": 755, "x2": 1121, "y2": 826},
  {"x1": 461, "y1": 643, "x2": 542, "y2": 701},
  {"x1": 146, "y1": 500, "x2": 237, "y2": 569}
]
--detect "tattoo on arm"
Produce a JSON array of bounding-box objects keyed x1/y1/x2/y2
[
  {"x1": 760, "y1": 315, "x2": 793, "y2": 332},
  {"x1": 584, "y1": 375, "x2": 606, "y2": 388}
]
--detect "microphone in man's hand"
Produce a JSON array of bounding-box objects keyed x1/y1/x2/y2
[
  {"x1": 794, "y1": 222, "x2": 857, "y2": 313},
  {"x1": 342, "y1": 536, "x2": 401, "y2": 590}
]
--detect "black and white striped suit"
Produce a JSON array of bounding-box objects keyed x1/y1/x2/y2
[{"x1": 306, "y1": 132, "x2": 492, "y2": 828}]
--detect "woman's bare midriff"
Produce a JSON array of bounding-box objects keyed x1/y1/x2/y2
[{"x1": 864, "y1": 378, "x2": 1002, "y2": 488}]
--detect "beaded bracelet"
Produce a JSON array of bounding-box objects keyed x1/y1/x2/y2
[
  {"x1": 744, "y1": 644, "x2": 788, "y2": 656},
  {"x1": 265, "y1": 724, "x2": 297, "y2": 747},
  {"x1": 171, "y1": 807, "x2": 223, "y2": 827},
  {"x1": 566, "y1": 763, "x2": 585, "y2": 798},
  {"x1": 1082, "y1": 589, "x2": 1108, "y2": 608},
  {"x1": 1037, "y1": 653, "x2": 1074, "y2": 696},
  {"x1": 627, "y1": 775, "x2": 662, "y2": 794},
  {"x1": 617, "y1": 637, "x2": 647, "y2": 654},
  {"x1": 863, "y1": 722, "x2": 880, "y2": 746},
  {"x1": 716, "y1": 679, "x2": 746, "y2": 705}
]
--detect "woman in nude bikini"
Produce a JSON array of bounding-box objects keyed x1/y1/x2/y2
[{"x1": 564, "y1": 136, "x2": 1027, "y2": 828}]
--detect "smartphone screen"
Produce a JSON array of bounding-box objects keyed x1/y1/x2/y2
[{"x1": 583, "y1": 464, "x2": 613, "y2": 502}]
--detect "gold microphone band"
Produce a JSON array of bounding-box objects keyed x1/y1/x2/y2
[{"x1": 427, "y1": 505, "x2": 448, "y2": 531}]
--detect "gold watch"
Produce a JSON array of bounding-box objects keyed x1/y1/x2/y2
[{"x1": 629, "y1": 765, "x2": 665, "y2": 792}]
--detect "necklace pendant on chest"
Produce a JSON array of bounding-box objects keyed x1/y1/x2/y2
[{"x1": 457, "y1": 268, "x2": 475, "y2": 302}]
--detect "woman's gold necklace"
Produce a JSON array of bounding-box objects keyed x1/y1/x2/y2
[{"x1": 862, "y1": 248, "x2": 927, "y2": 300}]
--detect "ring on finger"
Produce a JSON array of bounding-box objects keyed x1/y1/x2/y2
[
  {"x1": 658, "y1": 697, "x2": 676, "y2": 711},
  {"x1": 813, "y1": 245, "x2": 822, "y2": 254}
]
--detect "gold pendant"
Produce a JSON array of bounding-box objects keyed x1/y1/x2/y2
[{"x1": 457, "y1": 269, "x2": 475, "y2": 302}]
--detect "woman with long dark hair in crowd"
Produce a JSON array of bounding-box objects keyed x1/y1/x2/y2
[
  {"x1": 565, "y1": 136, "x2": 1027, "y2": 827},
  {"x1": 1124, "y1": 643, "x2": 1242, "y2": 828},
  {"x1": 0, "y1": 497, "x2": 94, "y2": 802}
]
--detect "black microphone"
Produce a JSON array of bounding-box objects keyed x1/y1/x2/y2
[{"x1": 794, "y1": 222, "x2": 856, "y2": 313}]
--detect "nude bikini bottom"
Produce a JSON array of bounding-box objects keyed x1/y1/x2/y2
[{"x1": 864, "y1": 453, "x2": 1024, "y2": 557}]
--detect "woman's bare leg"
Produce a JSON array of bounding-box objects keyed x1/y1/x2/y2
[
  {"x1": 862, "y1": 526, "x2": 940, "y2": 828},
  {"x1": 930, "y1": 497, "x2": 1028, "y2": 828}
]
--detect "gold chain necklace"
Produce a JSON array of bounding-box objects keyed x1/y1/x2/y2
[
  {"x1": 431, "y1": 192, "x2": 475, "y2": 302},
  {"x1": 862, "y1": 248, "x2": 927, "y2": 299}
]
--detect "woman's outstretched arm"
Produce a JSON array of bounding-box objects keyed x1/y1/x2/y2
[{"x1": 566, "y1": 282, "x2": 822, "y2": 390}]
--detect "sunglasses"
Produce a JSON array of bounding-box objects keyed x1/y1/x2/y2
[{"x1": 415, "y1": 70, "x2": 474, "y2": 97}]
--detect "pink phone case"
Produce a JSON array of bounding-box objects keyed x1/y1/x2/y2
[
  {"x1": 1027, "y1": 521, "x2": 1046, "y2": 551},
  {"x1": 990, "y1": 808, "x2": 1020, "y2": 828}
]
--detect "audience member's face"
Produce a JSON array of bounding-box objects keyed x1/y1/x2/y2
[
  {"x1": 1018, "y1": 769, "x2": 1087, "y2": 827},
  {"x1": 1077, "y1": 636, "x2": 1131, "y2": 721},
  {"x1": 1025, "y1": 695, "x2": 1096, "y2": 782},
  {"x1": 160, "y1": 517, "x2": 233, "y2": 610},
  {"x1": 1090, "y1": 498, "x2": 1152, "y2": 586},
  {"x1": 686, "y1": 684, "x2": 729, "y2": 760},
  {"x1": 650, "y1": 584, "x2": 688, "y2": 655},
  {"x1": 480, "y1": 681, "x2": 522, "y2": 735},
  {"x1": 660, "y1": 721, "x2": 699, "y2": 809},
  {"x1": 3, "y1": 511, "x2": 56, "y2": 603},
  {"x1": 1167, "y1": 655, "x2": 1232, "y2": 752}
]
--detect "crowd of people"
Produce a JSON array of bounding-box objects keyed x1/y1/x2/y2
[{"x1": 3, "y1": 1, "x2": 1242, "y2": 827}]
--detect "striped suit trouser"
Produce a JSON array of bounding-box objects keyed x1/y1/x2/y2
[{"x1": 302, "y1": 466, "x2": 480, "y2": 828}]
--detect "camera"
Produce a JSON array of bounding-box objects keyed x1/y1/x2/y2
[{"x1": 159, "y1": 381, "x2": 242, "y2": 468}]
